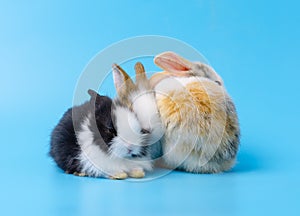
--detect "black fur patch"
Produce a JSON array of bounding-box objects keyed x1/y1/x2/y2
[
  {"x1": 49, "y1": 93, "x2": 116, "y2": 174},
  {"x1": 89, "y1": 96, "x2": 117, "y2": 152},
  {"x1": 50, "y1": 107, "x2": 84, "y2": 173}
]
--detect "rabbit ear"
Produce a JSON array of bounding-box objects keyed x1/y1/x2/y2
[
  {"x1": 88, "y1": 89, "x2": 103, "y2": 106},
  {"x1": 112, "y1": 63, "x2": 135, "y2": 96},
  {"x1": 154, "y1": 52, "x2": 193, "y2": 75},
  {"x1": 88, "y1": 89, "x2": 98, "y2": 98},
  {"x1": 134, "y1": 62, "x2": 148, "y2": 85},
  {"x1": 149, "y1": 72, "x2": 171, "y2": 88}
]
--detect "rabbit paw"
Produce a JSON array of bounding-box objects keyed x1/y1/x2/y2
[
  {"x1": 109, "y1": 172, "x2": 128, "y2": 180},
  {"x1": 73, "y1": 172, "x2": 87, "y2": 177},
  {"x1": 129, "y1": 169, "x2": 145, "y2": 178}
]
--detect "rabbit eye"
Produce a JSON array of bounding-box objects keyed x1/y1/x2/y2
[
  {"x1": 140, "y1": 128, "x2": 150, "y2": 134},
  {"x1": 215, "y1": 81, "x2": 222, "y2": 86}
]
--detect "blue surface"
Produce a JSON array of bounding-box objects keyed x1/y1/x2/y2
[{"x1": 1, "y1": 1, "x2": 300, "y2": 216}]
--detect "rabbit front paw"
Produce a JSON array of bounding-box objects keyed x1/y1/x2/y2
[
  {"x1": 109, "y1": 172, "x2": 128, "y2": 180},
  {"x1": 128, "y1": 169, "x2": 145, "y2": 178}
]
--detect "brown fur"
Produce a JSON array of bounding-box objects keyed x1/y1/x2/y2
[
  {"x1": 113, "y1": 62, "x2": 151, "y2": 108},
  {"x1": 151, "y1": 52, "x2": 240, "y2": 173},
  {"x1": 154, "y1": 78, "x2": 240, "y2": 173}
]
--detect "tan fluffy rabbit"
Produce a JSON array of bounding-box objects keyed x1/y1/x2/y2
[{"x1": 150, "y1": 52, "x2": 240, "y2": 173}]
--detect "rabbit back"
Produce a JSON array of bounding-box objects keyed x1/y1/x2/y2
[{"x1": 155, "y1": 77, "x2": 240, "y2": 173}]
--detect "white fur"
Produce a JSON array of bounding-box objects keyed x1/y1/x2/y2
[
  {"x1": 109, "y1": 136, "x2": 142, "y2": 158},
  {"x1": 131, "y1": 91, "x2": 164, "y2": 144},
  {"x1": 77, "y1": 113, "x2": 152, "y2": 178},
  {"x1": 173, "y1": 77, "x2": 202, "y2": 86},
  {"x1": 131, "y1": 92, "x2": 157, "y2": 129},
  {"x1": 154, "y1": 77, "x2": 199, "y2": 99},
  {"x1": 154, "y1": 76, "x2": 224, "y2": 101},
  {"x1": 113, "y1": 106, "x2": 143, "y2": 145}
]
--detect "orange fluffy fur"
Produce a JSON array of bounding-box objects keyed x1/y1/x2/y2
[{"x1": 155, "y1": 78, "x2": 239, "y2": 173}]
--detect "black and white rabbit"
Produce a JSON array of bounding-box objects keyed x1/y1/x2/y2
[{"x1": 50, "y1": 64, "x2": 155, "y2": 179}]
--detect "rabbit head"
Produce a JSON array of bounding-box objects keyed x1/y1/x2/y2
[
  {"x1": 112, "y1": 62, "x2": 164, "y2": 154},
  {"x1": 151, "y1": 51, "x2": 223, "y2": 87}
]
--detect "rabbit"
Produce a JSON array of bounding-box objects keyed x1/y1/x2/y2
[
  {"x1": 150, "y1": 51, "x2": 240, "y2": 173},
  {"x1": 49, "y1": 64, "x2": 155, "y2": 180},
  {"x1": 112, "y1": 62, "x2": 164, "y2": 160}
]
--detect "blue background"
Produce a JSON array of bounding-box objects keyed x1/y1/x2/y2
[{"x1": 1, "y1": 0, "x2": 299, "y2": 215}]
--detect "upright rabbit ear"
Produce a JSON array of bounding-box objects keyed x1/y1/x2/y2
[
  {"x1": 154, "y1": 51, "x2": 193, "y2": 76},
  {"x1": 112, "y1": 63, "x2": 135, "y2": 96},
  {"x1": 88, "y1": 89, "x2": 102, "y2": 106},
  {"x1": 134, "y1": 62, "x2": 149, "y2": 86},
  {"x1": 88, "y1": 89, "x2": 98, "y2": 98}
]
